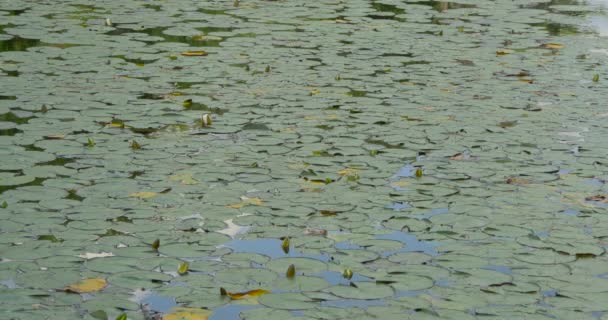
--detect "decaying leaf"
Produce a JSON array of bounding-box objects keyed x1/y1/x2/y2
[
  {"x1": 163, "y1": 307, "x2": 211, "y2": 320},
  {"x1": 286, "y1": 264, "x2": 295, "y2": 278},
  {"x1": 585, "y1": 195, "x2": 607, "y2": 203},
  {"x1": 506, "y1": 177, "x2": 531, "y2": 185},
  {"x1": 129, "y1": 192, "x2": 157, "y2": 199},
  {"x1": 541, "y1": 43, "x2": 564, "y2": 49},
  {"x1": 152, "y1": 239, "x2": 160, "y2": 251},
  {"x1": 78, "y1": 252, "x2": 115, "y2": 259},
  {"x1": 220, "y1": 288, "x2": 270, "y2": 300},
  {"x1": 281, "y1": 237, "x2": 290, "y2": 254},
  {"x1": 415, "y1": 167, "x2": 423, "y2": 178},
  {"x1": 450, "y1": 153, "x2": 465, "y2": 161},
  {"x1": 304, "y1": 228, "x2": 327, "y2": 236},
  {"x1": 44, "y1": 134, "x2": 65, "y2": 140},
  {"x1": 337, "y1": 168, "x2": 360, "y2": 176},
  {"x1": 496, "y1": 49, "x2": 513, "y2": 55},
  {"x1": 65, "y1": 278, "x2": 107, "y2": 293},
  {"x1": 181, "y1": 51, "x2": 208, "y2": 56},
  {"x1": 226, "y1": 197, "x2": 264, "y2": 209}
]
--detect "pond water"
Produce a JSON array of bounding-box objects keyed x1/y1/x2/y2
[{"x1": 1, "y1": 0, "x2": 608, "y2": 319}]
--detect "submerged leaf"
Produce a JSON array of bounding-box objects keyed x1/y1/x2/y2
[
  {"x1": 65, "y1": 278, "x2": 107, "y2": 293},
  {"x1": 178, "y1": 261, "x2": 189, "y2": 275},
  {"x1": 282, "y1": 237, "x2": 290, "y2": 254},
  {"x1": 37, "y1": 234, "x2": 63, "y2": 243},
  {"x1": 286, "y1": 264, "x2": 295, "y2": 278}
]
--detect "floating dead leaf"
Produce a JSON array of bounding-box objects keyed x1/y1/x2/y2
[
  {"x1": 498, "y1": 120, "x2": 517, "y2": 128},
  {"x1": 519, "y1": 79, "x2": 534, "y2": 84},
  {"x1": 220, "y1": 288, "x2": 270, "y2": 300},
  {"x1": 450, "y1": 153, "x2": 465, "y2": 161},
  {"x1": 286, "y1": 264, "x2": 296, "y2": 278},
  {"x1": 44, "y1": 134, "x2": 65, "y2": 140},
  {"x1": 78, "y1": 252, "x2": 114, "y2": 259},
  {"x1": 281, "y1": 237, "x2": 290, "y2": 254},
  {"x1": 320, "y1": 210, "x2": 339, "y2": 216},
  {"x1": 496, "y1": 49, "x2": 513, "y2": 55},
  {"x1": 506, "y1": 177, "x2": 531, "y2": 185},
  {"x1": 585, "y1": 195, "x2": 607, "y2": 203},
  {"x1": 304, "y1": 228, "x2": 327, "y2": 236},
  {"x1": 129, "y1": 192, "x2": 157, "y2": 199},
  {"x1": 181, "y1": 51, "x2": 208, "y2": 57},
  {"x1": 541, "y1": 43, "x2": 564, "y2": 49},
  {"x1": 163, "y1": 307, "x2": 211, "y2": 320},
  {"x1": 226, "y1": 197, "x2": 264, "y2": 209},
  {"x1": 65, "y1": 278, "x2": 107, "y2": 293}
]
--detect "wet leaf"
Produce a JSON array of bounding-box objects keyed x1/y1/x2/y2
[
  {"x1": 181, "y1": 51, "x2": 208, "y2": 57},
  {"x1": 178, "y1": 261, "x2": 189, "y2": 275},
  {"x1": 286, "y1": 264, "x2": 295, "y2": 278},
  {"x1": 65, "y1": 278, "x2": 107, "y2": 293},
  {"x1": 152, "y1": 239, "x2": 160, "y2": 251},
  {"x1": 281, "y1": 237, "x2": 290, "y2": 254}
]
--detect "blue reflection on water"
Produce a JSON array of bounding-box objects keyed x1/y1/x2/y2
[{"x1": 377, "y1": 231, "x2": 439, "y2": 256}]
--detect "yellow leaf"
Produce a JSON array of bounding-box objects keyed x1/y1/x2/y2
[
  {"x1": 224, "y1": 288, "x2": 270, "y2": 300},
  {"x1": 506, "y1": 177, "x2": 531, "y2": 185},
  {"x1": 65, "y1": 278, "x2": 107, "y2": 293},
  {"x1": 415, "y1": 167, "x2": 423, "y2": 178},
  {"x1": 178, "y1": 262, "x2": 189, "y2": 275},
  {"x1": 337, "y1": 168, "x2": 360, "y2": 176},
  {"x1": 343, "y1": 269, "x2": 353, "y2": 280},
  {"x1": 226, "y1": 197, "x2": 264, "y2": 209},
  {"x1": 542, "y1": 43, "x2": 564, "y2": 49},
  {"x1": 163, "y1": 307, "x2": 211, "y2": 320},
  {"x1": 169, "y1": 174, "x2": 198, "y2": 185},
  {"x1": 129, "y1": 192, "x2": 158, "y2": 199},
  {"x1": 496, "y1": 49, "x2": 513, "y2": 55},
  {"x1": 181, "y1": 51, "x2": 208, "y2": 57}
]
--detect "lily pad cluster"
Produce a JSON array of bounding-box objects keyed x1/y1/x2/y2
[{"x1": 1, "y1": 0, "x2": 608, "y2": 319}]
